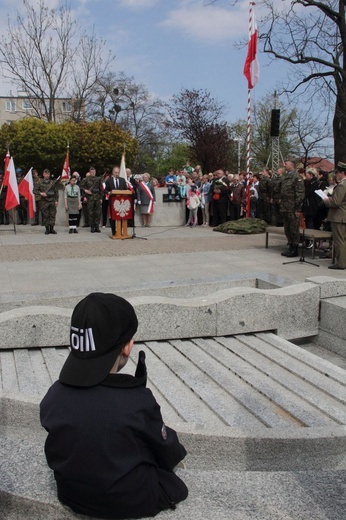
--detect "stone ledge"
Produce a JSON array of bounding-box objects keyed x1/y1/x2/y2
[{"x1": 0, "y1": 283, "x2": 320, "y2": 349}]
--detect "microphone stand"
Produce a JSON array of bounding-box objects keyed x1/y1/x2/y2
[
  {"x1": 283, "y1": 229, "x2": 319, "y2": 267},
  {"x1": 131, "y1": 195, "x2": 147, "y2": 240}
]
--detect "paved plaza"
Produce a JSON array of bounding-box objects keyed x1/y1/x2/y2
[
  {"x1": 1, "y1": 223, "x2": 345, "y2": 302},
  {"x1": 1, "y1": 223, "x2": 346, "y2": 520}
]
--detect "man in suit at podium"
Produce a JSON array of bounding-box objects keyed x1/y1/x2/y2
[{"x1": 105, "y1": 166, "x2": 128, "y2": 235}]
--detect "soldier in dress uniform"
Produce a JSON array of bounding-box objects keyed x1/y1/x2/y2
[
  {"x1": 80, "y1": 166, "x2": 103, "y2": 233},
  {"x1": 280, "y1": 160, "x2": 305, "y2": 257},
  {"x1": 33, "y1": 169, "x2": 59, "y2": 234},
  {"x1": 323, "y1": 161, "x2": 346, "y2": 270}
]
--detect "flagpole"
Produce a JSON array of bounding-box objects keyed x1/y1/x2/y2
[{"x1": 244, "y1": 1, "x2": 257, "y2": 217}]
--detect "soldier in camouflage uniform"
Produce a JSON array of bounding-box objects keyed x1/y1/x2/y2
[
  {"x1": 270, "y1": 167, "x2": 284, "y2": 226},
  {"x1": 80, "y1": 166, "x2": 103, "y2": 233},
  {"x1": 280, "y1": 160, "x2": 305, "y2": 257},
  {"x1": 257, "y1": 169, "x2": 271, "y2": 223},
  {"x1": 34, "y1": 169, "x2": 59, "y2": 234}
]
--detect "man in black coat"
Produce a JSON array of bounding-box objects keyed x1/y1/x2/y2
[{"x1": 105, "y1": 166, "x2": 128, "y2": 235}]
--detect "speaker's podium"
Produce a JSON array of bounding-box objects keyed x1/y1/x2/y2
[{"x1": 109, "y1": 190, "x2": 133, "y2": 239}]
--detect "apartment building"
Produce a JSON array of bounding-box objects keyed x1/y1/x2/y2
[{"x1": 0, "y1": 92, "x2": 83, "y2": 126}]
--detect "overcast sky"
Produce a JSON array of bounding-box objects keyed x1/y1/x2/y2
[{"x1": 0, "y1": 0, "x2": 292, "y2": 123}]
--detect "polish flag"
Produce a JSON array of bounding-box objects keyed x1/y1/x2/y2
[
  {"x1": 61, "y1": 153, "x2": 70, "y2": 182},
  {"x1": 3, "y1": 157, "x2": 20, "y2": 211},
  {"x1": 243, "y1": 3, "x2": 260, "y2": 89},
  {"x1": 3, "y1": 150, "x2": 11, "y2": 185},
  {"x1": 18, "y1": 167, "x2": 36, "y2": 219},
  {"x1": 119, "y1": 152, "x2": 127, "y2": 181}
]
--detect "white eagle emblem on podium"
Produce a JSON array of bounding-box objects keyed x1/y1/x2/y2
[{"x1": 114, "y1": 198, "x2": 131, "y2": 219}]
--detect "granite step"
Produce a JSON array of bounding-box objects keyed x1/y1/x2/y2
[{"x1": 1, "y1": 332, "x2": 346, "y2": 431}]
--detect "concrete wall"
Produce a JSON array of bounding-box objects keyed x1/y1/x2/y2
[{"x1": 55, "y1": 186, "x2": 186, "y2": 227}]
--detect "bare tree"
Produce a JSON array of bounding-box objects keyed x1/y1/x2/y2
[
  {"x1": 166, "y1": 88, "x2": 231, "y2": 170},
  {"x1": 207, "y1": 0, "x2": 341, "y2": 161},
  {"x1": 260, "y1": 0, "x2": 345, "y2": 163},
  {"x1": 291, "y1": 108, "x2": 333, "y2": 167},
  {"x1": 0, "y1": 0, "x2": 113, "y2": 123},
  {"x1": 89, "y1": 72, "x2": 168, "y2": 169}
]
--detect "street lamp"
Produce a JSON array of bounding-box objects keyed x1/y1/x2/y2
[{"x1": 233, "y1": 137, "x2": 243, "y2": 175}]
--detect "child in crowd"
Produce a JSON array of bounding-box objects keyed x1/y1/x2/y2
[
  {"x1": 185, "y1": 184, "x2": 200, "y2": 227},
  {"x1": 40, "y1": 292, "x2": 188, "y2": 519}
]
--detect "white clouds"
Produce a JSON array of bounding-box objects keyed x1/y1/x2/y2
[
  {"x1": 118, "y1": 0, "x2": 159, "y2": 9},
  {"x1": 161, "y1": 2, "x2": 249, "y2": 44}
]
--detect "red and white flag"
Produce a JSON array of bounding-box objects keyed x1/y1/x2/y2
[
  {"x1": 119, "y1": 152, "x2": 127, "y2": 181},
  {"x1": 61, "y1": 153, "x2": 70, "y2": 182},
  {"x1": 3, "y1": 150, "x2": 10, "y2": 184},
  {"x1": 243, "y1": 3, "x2": 259, "y2": 89},
  {"x1": 18, "y1": 167, "x2": 36, "y2": 219},
  {"x1": 3, "y1": 157, "x2": 20, "y2": 211}
]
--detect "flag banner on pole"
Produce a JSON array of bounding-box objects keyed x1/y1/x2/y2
[
  {"x1": 18, "y1": 167, "x2": 36, "y2": 219},
  {"x1": 119, "y1": 152, "x2": 127, "y2": 180},
  {"x1": 4, "y1": 157, "x2": 20, "y2": 211},
  {"x1": 3, "y1": 150, "x2": 11, "y2": 186},
  {"x1": 61, "y1": 153, "x2": 70, "y2": 182},
  {"x1": 243, "y1": 2, "x2": 259, "y2": 89}
]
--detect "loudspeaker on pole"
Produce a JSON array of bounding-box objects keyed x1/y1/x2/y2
[{"x1": 270, "y1": 109, "x2": 280, "y2": 137}]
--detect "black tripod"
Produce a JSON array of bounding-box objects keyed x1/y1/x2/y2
[
  {"x1": 283, "y1": 229, "x2": 319, "y2": 267},
  {"x1": 130, "y1": 197, "x2": 147, "y2": 240}
]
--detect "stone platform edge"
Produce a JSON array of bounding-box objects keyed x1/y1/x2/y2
[
  {"x1": 0, "y1": 282, "x2": 325, "y2": 349},
  {"x1": 2, "y1": 392, "x2": 346, "y2": 473}
]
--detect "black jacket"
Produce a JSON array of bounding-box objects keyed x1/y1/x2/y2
[
  {"x1": 40, "y1": 358, "x2": 188, "y2": 519},
  {"x1": 105, "y1": 176, "x2": 128, "y2": 193}
]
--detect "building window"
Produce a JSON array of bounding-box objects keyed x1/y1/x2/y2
[
  {"x1": 6, "y1": 101, "x2": 16, "y2": 112},
  {"x1": 62, "y1": 101, "x2": 72, "y2": 113},
  {"x1": 22, "y1": 100, "x2": 33, "y2": 110}
]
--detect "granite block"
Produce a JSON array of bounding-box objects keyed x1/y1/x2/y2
[
  {"x1": 306, "y1": 275, "x2": 346, "y2": 299},
  {"x1": 320, "y1": 296, "x2": 346, "y2": 341},
  {"x1": 216, "y1": 283, "x2": 320, "y2": 339}
]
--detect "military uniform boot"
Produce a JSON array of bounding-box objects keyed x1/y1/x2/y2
[
  {"x1": 281, "y1": 245, "x2": 292, "y2": 257},
  {"x1": 94, "y1": 225, "x2": 101, "y2": 233},
  {"x1": 50, "y1": 225, "x2": 57, "y2": 234},
  {"x1": 45, "y1": 226, "x2": 50, "y2": 235},
  {"x1": 286, "y1": 245, "x2": 299, "y2": 258}
]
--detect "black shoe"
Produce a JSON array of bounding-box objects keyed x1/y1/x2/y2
[
  {"x1": 31, "y1": 223, "x2": 39, "y2": 226},
  {"x1": 319, "y1": 253, "x2": 332, "y2": 259},
  {"x1": 73, "y1": 229, "x2": 78, "y2": 234},
  {"x1": 45, "y1": 226, "x2": 50, "y2": 235},
  {"x1": 286, "y1": 246, "x2": 299, "y2": 258},
  {"x1": 50, "y1": 226, "x2": 57, "y2": 234},
  {"x1": 94, "y1": 226, "x2": 101, "y2": 233},
  {"x1": 91, "y1": 227, "x2": 95, "y2": 233},
  {"x1": 69, "y1": 229, "x2": 73, "y2": 234},
  {"x1": 328, "y1": 264, "x2": 345, "y2": 270},
  {"x1": 281, "y1": 246, "x2": 291, "y2": 257}
]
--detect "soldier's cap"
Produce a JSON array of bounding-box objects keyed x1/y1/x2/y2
[
  {"x1": 59, "y1": 292, "x2": 138, "y2": 387},
  {"x1": 336, "y1": 161, "x2": 346, "y2": 172}
]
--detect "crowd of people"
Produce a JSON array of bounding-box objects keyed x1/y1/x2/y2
[{"x1": 0, "y1": 158, "x2": 345, "y2": 269}]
